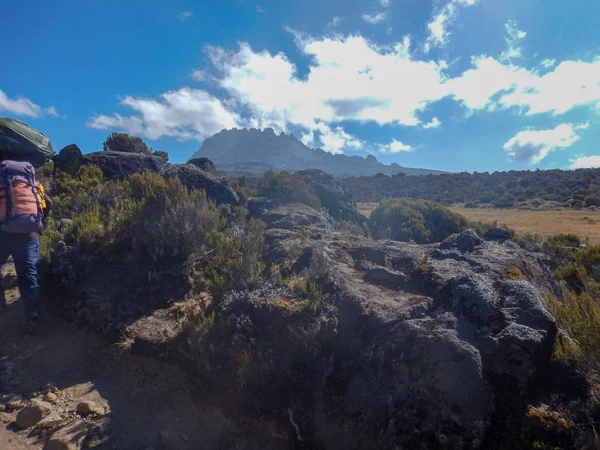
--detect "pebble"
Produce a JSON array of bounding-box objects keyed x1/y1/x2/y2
[{"x1": 181, "y1": 433, "x2": 189, "y2": 442}]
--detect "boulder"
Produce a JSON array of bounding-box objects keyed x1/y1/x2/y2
[
  {"x1": 15, "y1": 399, "x2": 52, "y2": 429},
  {"x1": 297, "y1": 169, "x2": 365, "y2": 222},
  {"x1": 250, "y1": 201, "x2": 332, "y2": 231},
  {"x1": 83, "y1": 151, "x2": 164, "y2": 180},
  {"x1": 76, "y1": 400, "x2": 104, "y2": 415},
  {"x1": 187, "y1": 157, "x2": 217, "y2": 174},
  {"x1": 53, "y1": 144, "x2": 84, "y2": 176},
  {"x1": 162, "y1": 164, "x2": 240, "y2": 205},
  {"x1": 485, "y1": 227, "x2": 512, "y2": 240}
]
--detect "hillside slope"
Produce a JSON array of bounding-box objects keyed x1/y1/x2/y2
[{"x1": 190, "y1": 128, "x2": 444, "y2": 177}]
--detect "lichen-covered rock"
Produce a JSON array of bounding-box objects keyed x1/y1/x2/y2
[{"x1": 200, "y1": 228, "x2": 561, "y2": 449}]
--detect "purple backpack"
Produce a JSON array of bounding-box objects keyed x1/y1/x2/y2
[{"x1": 0, "y1": 160, "x2": 44, "y2": 233}]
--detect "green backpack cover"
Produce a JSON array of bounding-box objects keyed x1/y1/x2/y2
[{"x1": 0, "y1": 117, "x2": 55, "y2": 168}]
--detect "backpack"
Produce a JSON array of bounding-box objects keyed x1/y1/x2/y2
[{"x1": 0, "y1": 161, "x2": 44, "y2": 233}]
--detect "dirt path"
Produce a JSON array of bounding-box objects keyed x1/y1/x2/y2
[{"x1": 0, "y1": 265, "x2": 282, "y2": 450}]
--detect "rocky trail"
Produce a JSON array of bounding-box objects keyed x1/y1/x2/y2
[{"x1": 0, "y1": 265, "x2": 275, "y2": 450}]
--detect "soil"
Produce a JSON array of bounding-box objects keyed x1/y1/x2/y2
[{"x1": 0, "y1": 264, "x2": 287, "y2": 450}]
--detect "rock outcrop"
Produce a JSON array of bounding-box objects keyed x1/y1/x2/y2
[
  {"x1": 187, "y1": 157, "x2": 218, "y2": 174},
  {"x1": 297, "y1": 169, "x2": 366, "y2": 222},
  {"x1": 199, "y1": 217, "x2": 561, "y2": 449},
  {"x1": 162, "y1": 163, "x2": 240, "y2": 205},
  {"x1": 83, "y1": 151, "x2": 164, "y2": 179}
]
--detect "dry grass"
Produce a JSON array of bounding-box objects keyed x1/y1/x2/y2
[
  {"x1": 358, "y1": 203, "x2": 600, "y2": 244},
  {"x1": 451, "y1": 207, "x2": 600, "y2": 244}
]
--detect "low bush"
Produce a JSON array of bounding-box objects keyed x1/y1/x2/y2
[
  {"x1": 369, "y1": 198, "x2": 469, "y2": 244},
  {"x1": 256, "y1": 171, "x2": 321, "y2": 210}
]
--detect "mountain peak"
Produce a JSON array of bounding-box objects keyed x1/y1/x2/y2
[{"x1": 190, "y1": 128, "x2": 443, "y2": 177}]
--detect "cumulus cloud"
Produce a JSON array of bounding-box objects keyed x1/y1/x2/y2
[
  {"x1": 362, "y1": 12, "x2": 387, "y2": 24},
  {"x1": 0, "y1": 89, "x2": 58, "y2": 118},
  {"x1": 570, "y1": 155, "x2": 600, "y2": 169},
  {"x1": 425, "y1": 0, "x2": 478, "y2": 51},
  {"x1": 503, "y1": 123, "x2": 583, "y2": 164},
  {"x1": 379, "y1": 138, "x2": 413, "y2": 153},
  {"x1": 378, "y1": 0, "x2": 391, "y2": 6},
  {"x1": 177, "y1": 11, "x2": 193, "y2": 21},
  {"x1": 208, "y1": 35, "x2": 445, "y2": 139},
  {"x1": 90, "y1": 28, "x2": 600, "y2": 155},
  {"x1": 87, "y1": 88, "x2": 240, "y2": 141}
]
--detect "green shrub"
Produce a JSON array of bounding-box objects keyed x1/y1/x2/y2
[
  {"x1": 152, "y1": 150, "x2": 169, "y2": 163},
  {"x1": 369, "y1": 198, "x2": 469, "y2": 244},
  {"x1": 257, "y1": 171, "x2": 321, "y2": 210},
  {"x1": 585, "y1": 196, "x2": 600, "y2": 207},
  {"x1": 103, "y1": 132, "x2": 150, "y2": 154},
  {"x1": 576, "y1": 245, "x2": 600, "y2": 272}
]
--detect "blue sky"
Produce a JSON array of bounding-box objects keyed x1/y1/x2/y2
[{"x1": 2, "y1": 0, "x2": 600, "y2": 172}]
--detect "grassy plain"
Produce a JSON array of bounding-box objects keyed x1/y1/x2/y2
[{"x1": 357, "y1": 203, "x2": 600, "y2": 244}]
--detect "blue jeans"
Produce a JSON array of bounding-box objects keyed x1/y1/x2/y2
[{"x1": 0, "y1": 232, "x2": 40, "y2": 318}]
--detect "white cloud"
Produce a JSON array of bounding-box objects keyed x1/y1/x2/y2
[
  {"x1": 87, "y1": 88, "x2": 240, "y2": 141},
  {"x1": 362, "y1": 12, "x2": 387, "y2": 24},
  {"x1": 256, "y1": 4, "x2": 266, "y2": 13},
  {"x1": 0, "y1": 89, "x2": 58, "y2": 118},
  {"x1": 177, "y1": 11, "x2": 193, "y2": 21},
  {"x1": 378, "y1": 0, "x2": 391, "y2": 6},
  {"x1": 91, "y1": 29, "x2": 600, "y2": 157},
  {"x1": 379, "y1": 138, "x2": 413, "y2": 153},
  {"x1": 423, "y1": 117, "x2": 441, "y2": 129},
  {"x1": 570, "y1": 155, "x2": 600, "y2": 169},
  {"x1": 327, "y1": 17, "x2": 342, "y2": 28},
  {"x1": 541, "y1": 58, "x2": 557, "y2": 68},
  {"x1": 500, "y1": 19, "x2": 527, "y2": 62},
  {"x1": 191, "y1": 70, "x2": 209, "y2": 82},
  {"x1": 425, "y1": 0, "x2": 478, "y2": 51},
  {"x1": 207, "y1": 35, "x2": 446, "y2": 148},
  {"x1": 503, "y1": 123, "x2": 583, "y2": 164}
]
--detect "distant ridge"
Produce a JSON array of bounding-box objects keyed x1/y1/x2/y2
[{"x1": 189, "y1": 128, "x2": 445, "y2": 177}]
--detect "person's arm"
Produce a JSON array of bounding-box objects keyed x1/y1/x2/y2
[{"x1": 43, "y1": 193, "x2": 52, "y2": 218}]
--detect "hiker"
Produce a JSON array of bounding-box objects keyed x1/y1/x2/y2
[{"x1": 0, "y1": 158, "x2": 52, "y2": 328}]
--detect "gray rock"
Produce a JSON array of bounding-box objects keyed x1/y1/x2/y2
[
  {"x1": 162, "y1": 164, "x2": 240, "y2": 205},
  {"x1": 297, "y1": 169, "x2": 366, "y2": 222},
  {"x1": 456, "y1": 229, "x2": 483, "y2": 252},
  {"x1": 260, "y1": 203, "x2": 332, "y2": 231},
  {"x1": 187, "y1": 157, "x2": 217, "y2": 174},
  {"x1": 54, "y1": 144, "x2": 83, "y2": 176},
  {"x1": 83, "y1": 151, "x2": 164, "y2": 180},
  {"x1": 15, "y1": 399, "x2": 52, "y2": 429},
  {"x1": 451, "y1": 274, "x2": 503, "y2": 328},
  {"x1": 485, "y1": 227, "x2": 512, "y2": 240},
  {"x1": 500, "y1": 280, "x2": 555, "y2": 331}
]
